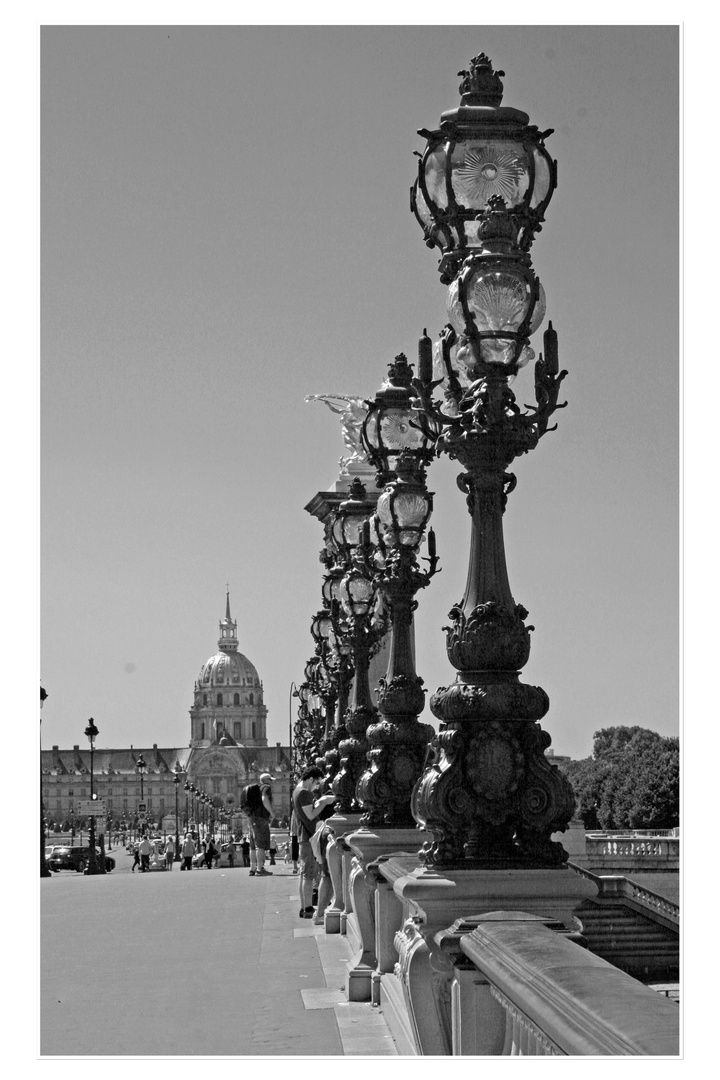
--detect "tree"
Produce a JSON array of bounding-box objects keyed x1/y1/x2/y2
[{"x1": 560, "y1": 727, "x2": 679, "y2": 830}]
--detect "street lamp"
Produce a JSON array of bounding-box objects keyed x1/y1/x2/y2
[
  {"x1": 40, "y1": 686, "x2": 51, "y2": 877},
  {"x1": 184, "y1": 779, "x2": 191, "y2": 832},
  {"x1": 361, "y1": 352, "x2": 438, "y2": 488},
  {"x1": 173, "y1": 762, "x2": 183, "y2": 861},
  {"x1": 356, "y1": 448, "x2": 439, "y2": 827},
  {"x1": 84, "y1": 717, "x2": 104, "y2": 875},
  {"x1": 135, "y1": 753, "x2": 146, "y2": 813},
  {"x1": 411, "y1": 52, "x2": 556, "y2": 283},
  {"x1": 410, "y1": 55, "x2": 574, "y2": 870}
]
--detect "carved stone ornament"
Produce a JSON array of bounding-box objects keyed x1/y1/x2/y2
[
  {"x1": 357, "y1": 715, "x2": 435, "y2": 828},
  {"x1": 376, "y1": 673, "x2": 427, "y2": 718},
  {"x1": 430, "y1": 676, "x2": 549, "y2": 724},
  {"x1": 444, "y1": 600, "x2": 533, "y2": 672},
  {"x1": 411, "y1": 719, "x2": 576, "y2": 869},
  {"x1": 458, "y1": 53, "x2": 505, "y2": 108}
]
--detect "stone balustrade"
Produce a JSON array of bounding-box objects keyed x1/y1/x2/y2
[
  {"x1": 569, "y1": 863, "x2": 679, "y2": 927},
  {"x1": 583, "y1": 834, "x2": 679, "y2": 873},
  {"x1": 319, "y1": 825, "x2": 679, "y2": 1056},
  {"x1": 436, "y1": 913, "x2": 679, "y2": 1055}
]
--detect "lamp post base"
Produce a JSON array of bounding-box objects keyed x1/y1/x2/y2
[{"x1": 410, "y1": 670, "x2": 574, "y2": 870}]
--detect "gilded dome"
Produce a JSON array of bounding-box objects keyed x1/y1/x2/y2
[{"x1": 198, "y1": 650, "x2": 260, "y2": 688}]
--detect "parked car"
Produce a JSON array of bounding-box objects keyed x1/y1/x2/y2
[{"x1": 47, "y1": 846, "x2": 116, "y2": 873}]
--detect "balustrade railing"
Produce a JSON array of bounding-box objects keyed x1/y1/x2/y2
[
  {"x1": 436, "y1": 913, "x2": 679, "y2": 1056},
  {"x1": 569, "y1": 861, "x2": 679, "y2": 927},
  {"x1": 585, "y1": 836, "x2": 679, "y2": 860}
]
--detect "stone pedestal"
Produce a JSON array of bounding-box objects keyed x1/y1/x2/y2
[
  {"x1": 376, "y1": 856, "x2": 598, "y2": 1056},
  {"x1": 323, "y1": 813, "x2": 363, "y2": 935},
  {"x1": 340, "y1": 827, "x2": 423, "y2": 1001}
]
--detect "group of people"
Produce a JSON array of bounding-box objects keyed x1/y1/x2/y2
[
  {"x1": 128, "y1": 769, "x2": 337, "y2": 916},
  {"x1": 131, "y1": 834, "x2": 176, "y2": 872},
  {"x1": 232, "y1": 768, "x2": 336, "y2": 922},
  {"x1": 131, "y1": 832, "x2": 222, "y2": 871}
]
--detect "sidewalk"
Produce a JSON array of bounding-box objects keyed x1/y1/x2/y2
[{"x1": 40, "y1": 860, "x2": 399, "y2": 1057}]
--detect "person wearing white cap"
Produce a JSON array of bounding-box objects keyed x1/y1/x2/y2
[{"x1": 245, "y1": 771, "x2": 275, "y2": 876}]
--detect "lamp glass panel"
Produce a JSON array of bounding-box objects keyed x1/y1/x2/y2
[
  {"x1": 530, "y1": 149, "x2": 552, "y2": 209},
  {"x1": 450, "y1": 140, "x2": 530, "y2": 210},
  {"x1": 423, "y1": 147, "x2": 448, "y2": 209},
  {"x1": 341, "y1": 512, "x2": 366, "y2": 550},
  {"x1": 467, "y1": 270, "x2": 532, "y2": 332},
  {"x1": 447, "y1": 272, "x2": 546, "y2": 367},
  {"x1": 340, "y1": 573, "x2": 374, "y2": 615},
  {"x1": 413, "y1": 181, "x2": 434, "y2": 226},
  {"x1": 392, "y1": 491, "x2": 429, "y2": 529},
  {"x1": 322, "y1": 576, "x2": 342, "y2": 604},
  {"x1": 379, "y1": 408, "x2": 424, "y2": 451}
]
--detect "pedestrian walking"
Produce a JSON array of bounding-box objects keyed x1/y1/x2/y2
[
  {"x1": 131, "y1": 847, "x2": 140, "y2": 872},
  {"x1": 164, "y1": 835, "x2": 175, "y2": 870},
  {"x1": 181, "y1": 833, "x2": 195, "y2": 870},
  {"x1": 138, "y1": 834, "x2": 152, "y2": 872},
  {"x1": 241, "y1": 835, "x2": 250, "y2": 867}
]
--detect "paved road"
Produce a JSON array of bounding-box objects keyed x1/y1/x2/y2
[{"x1": 41, "y1": 853, "x2": 398, "y2": 1057}]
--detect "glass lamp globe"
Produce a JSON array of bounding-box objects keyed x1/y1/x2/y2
[
  {"x1": 376, "y1": 485, "x2": 432, "y2": 549},
  {"x1": 339, "y1": 569, "x2": 376, "y2": 617},
  {"x1": 447, "y1": 270, "x2": 545, "y2": 368}
]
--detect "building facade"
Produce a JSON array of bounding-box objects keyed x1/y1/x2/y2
[{"x1": 41, "y1": 595, "x2": 292, "y2": 832}]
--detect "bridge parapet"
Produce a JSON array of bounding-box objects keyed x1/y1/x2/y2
[
  {"x1": 583, "y1": 834, "x2": 679, "y2": 873},
  {"x1": 434, "y1": 912, "x2": 679, "y2": 1056}
]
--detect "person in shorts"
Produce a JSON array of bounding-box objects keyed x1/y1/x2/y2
[
  {"x1": 248, "y1": 772, "x2": 275, "y2": 877},
  {"x1": 292, "y1": 767, "x2": 335, "y2": 918}
]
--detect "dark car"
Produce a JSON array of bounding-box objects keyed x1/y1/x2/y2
[{"x1": 47, "y1": 846, "x2": 116, "y2": 873}]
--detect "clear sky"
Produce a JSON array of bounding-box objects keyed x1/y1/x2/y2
[{"x1": 39, "y1": 22, "x2": 679, "y2": 763}]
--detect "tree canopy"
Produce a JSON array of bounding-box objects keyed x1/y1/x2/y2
[{"x1": 560, "y1": 726, "x2": 679, "y2": 830}]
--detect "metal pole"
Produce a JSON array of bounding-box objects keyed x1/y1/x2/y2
[
  {"x1": 40, "y1": 688, "x2": 51, "y2": 877},
  {"x1": 88, "y1": 736, "x2": 98, "y2": 874},
  {"x1": 288, "y1": 682, "x2": 296, "y2": 842}
]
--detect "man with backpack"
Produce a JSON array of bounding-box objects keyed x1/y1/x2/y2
[{"x1": 242, "y1": 772, "x2": 275, "y2": 877}]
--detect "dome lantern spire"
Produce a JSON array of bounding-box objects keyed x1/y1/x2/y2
[{"x1": 218, "y1": 587, "x2": 238, "y2": 653}]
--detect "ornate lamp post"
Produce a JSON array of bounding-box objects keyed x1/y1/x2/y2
[
  {"x1": 330, "y1": 554, "x2": 380, "y2": 813},
  {"x1": 84, "y1": 717, "x2": 103, "y2": 875},
  {"x1": 410, "y1": 55, "x2": 574, "y2": 870},
  {"x1": 323, "y1": 481, "x2": 389, "y2": 813},
  {"x1": 173, "y1": 762, "x2": 183, "y2": 860},
  {"x1": 310, "y1": 605, "x2": 346, "y2": 781},
  {"x1": 184, "y1": 779, "x2": 191, "y2": 832},
  {"x1": 356, "y1": 449, "x2": 439, "y2": 826},
  {"x1": 135, "y1": 753, "x2": 146, "y2": 806},
  {"x1": 198, "y1": 791, "x2": 205, "y2": 837}
]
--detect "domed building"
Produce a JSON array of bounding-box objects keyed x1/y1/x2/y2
[
  {"x1": 190, "y1": 593, "x2": 268, "y2": 748},
  {"x1": 41, "y1": 591, "x2": 292, "y2": 835}
]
